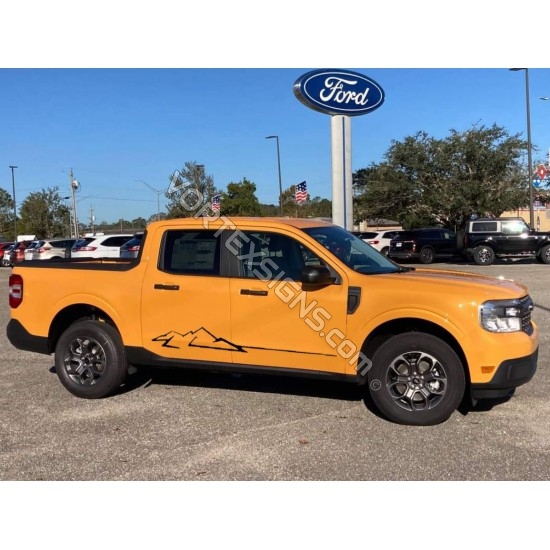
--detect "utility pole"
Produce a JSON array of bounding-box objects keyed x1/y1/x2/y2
[
  {"x1": 9, "y1": 166, "x2": 17, "y2": 239},
  {"x1": 89, "y1": 206, "x2": 95, "y2": 234},
  {"x1": 69, "y1": 169, "x2": 80, "y2": 238}
]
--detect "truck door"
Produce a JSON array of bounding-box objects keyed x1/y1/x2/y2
[
  {"x1": 227, "y1": 230, "x2": 350, "y2": 375},
  {"x1": 141, "y1": 229, "x2": 233, "y2": 365},
  {"x1": 501, "y1": 219, "x2": 538, "y2": 254}
]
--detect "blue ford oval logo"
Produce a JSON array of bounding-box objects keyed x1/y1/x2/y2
[{"x1": 293, "y1": 69, "x2": 385, "y2": 116}]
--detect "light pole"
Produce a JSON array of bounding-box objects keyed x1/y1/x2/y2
[
  {"x1": 541, "y1": 98, "x2": 550, "y2": 169},
  {"x1": 9, "y1": 166, "x2": 17, "y2": 239},
  {"x1": 265, "y1": 135, "x2": 284, "y2": 216},
  {"x1": 138, "y1": 180, "x2": 164, "y2": 221},
  {"x1": 510, "y1": 68, "x2": 534, "y2": 229}
]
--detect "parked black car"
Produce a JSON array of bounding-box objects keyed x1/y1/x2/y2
[{"x1": 388, "y1": 228, "x2": 460, "y2": 264}]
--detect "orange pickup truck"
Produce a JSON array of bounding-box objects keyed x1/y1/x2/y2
[{"x1": 6, "y1": 217, "x2": 538, "y2": 425}]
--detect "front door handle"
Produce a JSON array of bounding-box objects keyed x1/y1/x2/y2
[
  {"x1": 240, "y1": 289, "x2": 268, "y2": 296},
  {"x1": 154, "y1": 284, "x2": 180, "y2": 291}
]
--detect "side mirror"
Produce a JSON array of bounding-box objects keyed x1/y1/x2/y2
[{"x1": 301, "y1": 265, "x2": 335, "y2": 285}]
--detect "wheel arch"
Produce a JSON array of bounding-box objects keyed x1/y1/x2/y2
[
  {"x1": 48, "y1": 304, "x2": 119, "y2": 354},
  {"x1": 359, "y1": 317, "x2": 470, "y2": 384}
]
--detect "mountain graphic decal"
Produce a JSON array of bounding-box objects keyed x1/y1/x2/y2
[
  {"x1": 151, "y1": 326, "x2": 336, "y2": 357},
  {"x1": 152, "y1": 327, "x2": 246, "y2": 352}
]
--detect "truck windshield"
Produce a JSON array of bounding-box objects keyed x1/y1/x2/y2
[{"x1": 302, "y1": 226, "x2": 405, "y2": 274}]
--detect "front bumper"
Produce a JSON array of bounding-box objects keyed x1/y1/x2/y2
[
  {"x1": 388, "y1": 251, "x2": 418, "y2": 261},
  {"x1": 471, "y1": 348, "x2": 538, "y2": 400}
]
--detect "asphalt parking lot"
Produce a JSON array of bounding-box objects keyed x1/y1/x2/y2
[{"x1": 0, "y1": 260, "x2": 549, "y2": 481}]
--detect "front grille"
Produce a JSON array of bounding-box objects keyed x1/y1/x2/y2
[{"x1": 519, "y1": 295, "x2": 534, "y2": 335}]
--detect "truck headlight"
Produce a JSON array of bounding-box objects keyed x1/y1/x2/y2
[{"x1": 480, "y1": 300, "x2": 522, "y2": 333}]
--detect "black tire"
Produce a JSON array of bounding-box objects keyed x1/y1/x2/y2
[
  {"x1": 380, "y1": 246, "x2": 389, "y2": 257},
  {"x1": 472, "y1": 245, "x2": 495, "y2": 266},
  {"x1": 367, "y1": 333, "x2": 465, "y2": 426},
  {"x1": 419, "y1": 246, "x2": 435, "y2": 264},
  {"x1": 54, "y1": 319, "x2": 128, "y2": 399},
  {"x1": 538, "y1": 244, "x2": 550, "y2": 264}
]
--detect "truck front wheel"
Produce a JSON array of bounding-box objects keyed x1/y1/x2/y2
[
  {"x1": 367, "y1": 333, "x2": 465, "y2": 426},
  {"x1": 54, "y1": 319, "x2": 128, "y2": 399},
  {"x1": 472, "y1": 245, "x2": 495, "y2": 265}
]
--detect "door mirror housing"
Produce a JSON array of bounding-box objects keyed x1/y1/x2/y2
[{"x1": 301, "y1": 265, "x2": 335, "y2": 285}]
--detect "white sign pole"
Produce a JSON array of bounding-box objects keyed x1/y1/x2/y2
[{"x1": 331, "y1": 115, "x2": 353, "y2": 230}]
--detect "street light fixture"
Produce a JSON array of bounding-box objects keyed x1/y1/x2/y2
[
  {"x1": 138, "y1": 180, "x2": 165, "y2": 221},
  {"x1": 265, "y1": 135, "x2": 284, "y2": 216},
  {"x1": 510, "y1": 68, "x2": 534, "y2": 229},
  {"x1": 9, "y1": 165, "x2": 17, "y2": 238}
]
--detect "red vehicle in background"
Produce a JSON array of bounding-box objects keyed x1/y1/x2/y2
[{"x1": 9, "y1": 241, "x2": 32, "y2": 267}]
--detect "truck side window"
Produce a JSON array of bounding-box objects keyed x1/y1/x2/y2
[
  {"x1": 502, "y1": 220, "x2": 528, "y2": 235},
  {"x1": 238, "y1": 232, "x2": 324, "y2": 280},
  {"x1": 160, "y1": 230, "x2": 220, "y2": 275}
]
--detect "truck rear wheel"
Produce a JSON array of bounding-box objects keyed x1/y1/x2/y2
[
  {"x1": 367, "y1": 333, "x2": 465, "y2": 425},
  {"x1": 54, "y1": 319, "x2": 127, "y2": 399},
  {"x1": 419, "y1": 246, "x2": 435, "y2": 264},
  {"x1": 538, "y1": 244, "x2": 550, "y2": 264},
  {"x1": 472, "y1": 245, "x2": 495, "y2": 265}
]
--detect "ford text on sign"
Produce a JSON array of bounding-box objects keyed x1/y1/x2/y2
[{"x1": 293, "y1": 69, "x2": 385, "y2": 116}]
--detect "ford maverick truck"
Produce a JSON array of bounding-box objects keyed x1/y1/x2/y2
[{"x1": 7, "y1": 217, "x2": 539, "y2": 426}]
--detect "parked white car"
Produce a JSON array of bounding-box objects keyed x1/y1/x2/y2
[
  {"x1": 26, "y1": 238, "x2": 77, "y2": 261},
  {"x1": 353, "y1": 230, "x2": 402, "y2": 257},
  {"x1": 24, "y1": 241, "x2": 42, "y2": 261},
  {"x1": 71, "y1": 234, "x2": 133, "y2": 259}
]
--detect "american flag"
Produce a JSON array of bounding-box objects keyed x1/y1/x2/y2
[
  {"x1": 211, "y1": 194, "x2": 221, "y2": 212},
  {"x1": 295, "y1": 181, "x2": 308, "y2": 203}
]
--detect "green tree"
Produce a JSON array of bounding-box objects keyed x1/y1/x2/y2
[
  {"x1": 301, "y1": 196, "x2": 332, "y2": 218},
  {"x1": 280, "y1": 186, "x2": 294, "y2": 216},
  {"x1": 0, "y1": 188, "x2": 15, "y2": 239},
  {"x1": 354, "y1": 124, "x2": 528, "y2": 230},
  {"x1": 219, "y1": 178, "x2": 262, "y2": 216},
  {"x1": 131, "y1": 217, "x2": 147, "y2": 229},
  {"x1": 166, "y1": 162, "x2": 217, "y2": 218},
  {"x1": 259, "y1": 203, "x2": 279, "y2": 216},
  {"x1": 18, "y1": 187, "x2": 71, "y2": 238}
]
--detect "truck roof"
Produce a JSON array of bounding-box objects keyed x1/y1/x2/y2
[{"x1": 146, "y1": 217, "x2": 334, "y2": 231}]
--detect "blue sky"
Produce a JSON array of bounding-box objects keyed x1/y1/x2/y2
[
  {"x1": 1, "y1": 3, "x2": 548, "y2": 228},
  {"x1": 2, "y1": 67, "x2": 550, "y2": 225}
]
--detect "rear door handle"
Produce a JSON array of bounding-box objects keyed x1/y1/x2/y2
[
  {"x1": 240, "y1": 289, "x2": 268, "y2": 296},
  {"x1": 154, "y1": 284, "x2": 180, "y2": 291}
]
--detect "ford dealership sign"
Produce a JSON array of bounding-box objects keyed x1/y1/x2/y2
[{"x1": 293, "y1": 69, "x2": 385, "y2": 116}]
